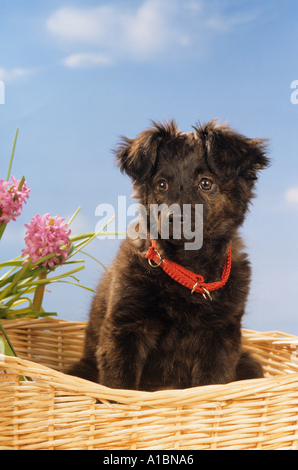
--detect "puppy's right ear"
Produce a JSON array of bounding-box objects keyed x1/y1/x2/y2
[
  {"x1": 115, "y1": 120, "x2": 179, "y2": 183},
  {"x1": 115, "y1": 129, "x2": 159, "y2": 183}
]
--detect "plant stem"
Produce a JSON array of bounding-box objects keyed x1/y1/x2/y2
[{"x1": 32, "y1": 273, "x2": 47, "y2": 312}]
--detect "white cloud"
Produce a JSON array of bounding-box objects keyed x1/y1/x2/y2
[
  {"x1": 47, "y1": 5, "x2": 115, "y2": 45},
  {"x1": 122, "y1": 0, "x2": 172, "y2": 57},
  {"x1": 63, "y1": 53, "x2": 112, "y2": 68},
  {"x1": 206, "y1": 9, "x2": 260, "y2": 33},
  {"x1": 0, "y1": 67, "x2": 32, "y2": 83},
  {"x1": 47, "y1": 0, "x2": 190, "y2": 65},
  {"x1": 47, "y1": 0, "x2": 262, "y2": 67},
  {"x1": 285, "y1": 187, "x2": 298, "y2": 205}
]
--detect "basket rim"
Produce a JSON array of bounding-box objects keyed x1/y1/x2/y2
[
  {"x1": 2, "y1": 317, "x2": 298, "y2": 341},
  {"x1": 2, "y1": 319, "x2": 298, "y2": 451},
  {"x1": 2, "y1": 354, "x2": 298, "y2": 407},
  {"x1": 2, "y1": 317, "x2": 298, "y2": 406}
]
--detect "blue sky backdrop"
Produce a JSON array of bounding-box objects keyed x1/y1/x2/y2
[{"x1": 1, "y1": 0, "x2": 298, "y2": 333}]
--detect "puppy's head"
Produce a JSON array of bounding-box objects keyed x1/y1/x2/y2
[{"x1": 115, "y1": 119, "x2": 269, "y2": 246}]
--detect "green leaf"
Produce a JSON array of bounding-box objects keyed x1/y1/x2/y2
[
  {"x1": 80, "y1": 250, "x2": 107, "y2": 271},
  {"x1": 6, "y1": 128, "x2": 19, "y2": 181},
  {"x1": 0, "y1": 260, "x2": 24, "y2": 268},
  {"x1": 0, "y1": 260, "x2": 32, "y2": 301},
  {"x1": 0, "y1": 322, "x2": 18, "y2": 356},
  {"x1": 0, "y1": 301, "x2": 8, "y2": 314},
  {"x1": 0, "y1": 337, "x2": 32, "y2": 381},
  {"x1": 2, "y1": 310, "x2": 57, "y2": 320},
  {"x1": 0, "y1": 224, "x2": 6, "y2": 242},
  {"x1": 67, "y1": 206, "x2": 81, "y2": 228},
  {"x1": 45, "y1": 280, "x2": 94, "y2": 292},
  {"x1": 0, "y1": 336, "x2": 15, "y2": 357}
]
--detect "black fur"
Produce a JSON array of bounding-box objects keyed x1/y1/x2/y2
[{"x1": 68, "y1": 119, "x2": 269, "y2": 390}]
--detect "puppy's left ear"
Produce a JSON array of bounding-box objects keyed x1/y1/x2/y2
[{"x1": 197, "y1": 120, "x2": 270, "y2": 180}]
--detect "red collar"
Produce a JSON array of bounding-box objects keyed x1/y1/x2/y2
[{"x1": 145, "y1": 240, "x2": 232, "y2": 300}]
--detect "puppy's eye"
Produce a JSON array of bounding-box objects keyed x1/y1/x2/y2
[
  {"x1": 157, "y1": 180, "x2": 168, "y2": 192},
  {"x1": 199, "y1": 178, "x2": 213, "y2": 191}
]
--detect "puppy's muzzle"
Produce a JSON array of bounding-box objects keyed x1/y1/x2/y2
[{"x1": 164, "y1": 210, "x2": 188, "y2": 224}]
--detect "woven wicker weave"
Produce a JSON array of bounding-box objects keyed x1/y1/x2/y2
[{"x1": 1, "y1": 318, "x2": 298, "y2": 450}]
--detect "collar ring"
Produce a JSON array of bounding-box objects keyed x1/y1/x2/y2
[{"x1": 148, "y1": 248, "x2": 162, "y2": 268}]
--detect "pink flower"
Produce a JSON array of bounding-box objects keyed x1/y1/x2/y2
[
  {"x1": 22, "y1": 213, "x2": 71, "y2": 269},
  {"x1": 10, "y1": 176, "x2": 30, "y2": 204},
  {"x1": 0, "y1": 176, "x2": 30, "y2": 225}
]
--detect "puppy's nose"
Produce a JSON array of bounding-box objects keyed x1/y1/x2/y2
[{"x1": 166, "y1": 210, "x2": 188, "y2": 223}]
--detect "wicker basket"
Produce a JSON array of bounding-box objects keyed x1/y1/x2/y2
[{"x1": 1, "y1": 318, "x2": 298, "y2": 450}]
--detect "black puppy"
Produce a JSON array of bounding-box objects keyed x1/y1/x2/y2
[{"x1": 68, "y1": 119, "x2": 269, "y2": 391}]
